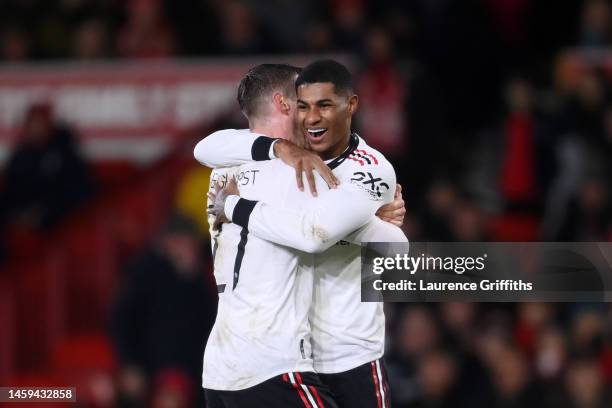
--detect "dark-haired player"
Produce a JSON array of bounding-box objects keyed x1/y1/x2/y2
[{"x1": 199, "y1": 60, "x2": 403, "y2": 407}]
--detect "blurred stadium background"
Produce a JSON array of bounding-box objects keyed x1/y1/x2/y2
[{"x1": 0, "y1": 0, "x2": 611, "y2": 407}]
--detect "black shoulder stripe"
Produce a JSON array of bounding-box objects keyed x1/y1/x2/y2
[
  {"x1": 232, "y1": 198, "x2": 258, "y2": 229},
  {"x1": 251, "y1": 136, "x2": 278, "y2": 161}
]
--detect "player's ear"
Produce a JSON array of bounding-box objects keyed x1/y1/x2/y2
[
  {"x1": 273, "y1": 93, "x2": 291, "y2": 115},
  {"x1": 347, "y1": 94, "x2": 358, "y2": 115}
]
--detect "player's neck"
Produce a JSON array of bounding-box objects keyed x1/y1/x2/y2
[
  {"x1": 321, "y1": 132, "x2": 352, "y2": 161},
  {"x1": 250, "y1": 116, "x2": 290, "y2": 140}
]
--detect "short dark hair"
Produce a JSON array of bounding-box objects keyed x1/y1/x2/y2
[
  {"x1": 295, "y1": 59, "x2": 353, "y2": 95},
  {"x1": 237, "y1": 64, "x2": 301, "y2": 119}
]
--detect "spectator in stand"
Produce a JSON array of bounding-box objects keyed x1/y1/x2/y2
[
  {"x1": 110, "y1": 213, "x2": 216, "y2": 407},
  {"x1": 497, "y1": 77, "x2": 545, "y2": 213},
  {"x1": 488, "y1": 346, "x2": 543, "y2": 407},
  {"x1": 117, "y1": 0, "x2": 176, "y2": 58},
  {"x1": 570, "y1": 307, "x2": 606, "y2": 356},
  {"x1": 439, "y1": 302, "x2": 477, "y2": 348},
  {"x1": 214, "y1": 0, "x2": 265, "y2": 55},
  {"x1": 386, "y1": 306, "x2": 441, "y2": 406},
  {"x1": 579, "y1": 0, "x2": 612, "y2": 48},
  {"x1": 544, "y1": 69, "x2": 611, "y2": 240},
  {"x1": 449, "y1": 195, "x2": 489, "y2": 241},
  {"x1": 534, "y1": 326, "x2": 568, "y2": 403},
  {"x1": 557, "y1": 177, "x2": 612, "y2": 241},
  {"x1": 329, "y1": 0, "x2": 367, "y2": 53},
  {"x1": 439, "y1": 303, "x2": 494, "y2": 407},
  {"x1": 566, "y1": 69, "x2": 611, "y2": 155},
  {"x1": 0, "y1": 102, "x2": 95, "y2": 232},
  {"x1": 303, "y1": 20, "x2": 335, "y2": 53},
  {"x1": 356, "y1": 26, "x2": 407, "y2": 160},
  {"x1": 419, "y1": 181, "x2": 457, "y2": 241},
  {"x1": 73, "y1": 19, "x2": 110, "y2": 60},
  {"x1": 563, "y1": 359, "x2": 611, "y2": 408},
  {"x1": 514, "y1": 302, "x2": 556, "y2": 356},
  {"x1": 0, "y1": 26, "x2": 31, "y2": 62},
  {"x1": 407, "y1": 349, "x2": 460, "y2": 408}
]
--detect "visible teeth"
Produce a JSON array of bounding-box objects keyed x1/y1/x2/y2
[{"x1": 308, "y1": 128, "x2": 326, "y2": 135}]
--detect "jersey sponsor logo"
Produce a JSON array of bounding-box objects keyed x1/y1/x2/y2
[
  {"x1": 350, "y1": 171, "x2": 390, "y2": 199},
  {"x1": 348, "y1": 149, "x2": 379, "y2": 166}
]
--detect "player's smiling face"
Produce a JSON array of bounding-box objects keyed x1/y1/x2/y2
[{"x1": 296, "y1": 82, "x2": 358, "y2": 160}]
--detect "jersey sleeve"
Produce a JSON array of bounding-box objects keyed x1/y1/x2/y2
[
  {"x1": 225, "y1": 161, "x2": 397, "y2": 253},
  {"x1": 194, "y1": 129, "x2": 278, "y2": 168},
  {"x1": 345, "y1": 216, "x2": 408, "y2": 243}
]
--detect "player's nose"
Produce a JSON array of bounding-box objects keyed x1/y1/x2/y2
[{"x1": 305, "y1": 107, "x2": 322, "y2": 125}]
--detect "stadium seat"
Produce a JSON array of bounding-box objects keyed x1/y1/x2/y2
[
  {"x1": 59, "y1": 212, "x2": 117, "y2": 331},
  {"x1": 12, "y1": 252, "x2": 66, "y2": 372},
  {"x1": 93, "y1": 161, "x2": 144, "y2": 189},
  {"x1": 51, "y1": 333, "x2": 117, "y2": 407}
]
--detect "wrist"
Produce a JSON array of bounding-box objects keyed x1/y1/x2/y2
[{"x1": 273, "y1": 138, "x2": 288, "y2": 157}]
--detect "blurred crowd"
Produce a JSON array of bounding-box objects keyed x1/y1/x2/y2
[
  {"x1": 2, "y1": 0, "x2": 612, "y2": 407},
  {"x1": 384, "y1": 302, "x2": 612, "y2": 407},
  {"x1": 2, "y1": 0, "x2": 612, "y2": 241}
]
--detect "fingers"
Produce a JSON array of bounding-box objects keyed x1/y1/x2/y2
[
  {"x1": 305, "y1": 166, "x2": 318, "y2": 197},
  {"x1": 314, "y1": 160, "x2": 340, "y2": 189},
  {"x1": 378, "y1": 208, "x2": 406, "y2": 219},
  {"x1": 379, "y1": 214, "x2": 404, "y2": 225},
  {"x1": 213, "y1": 213, "x2": 230, "y2": 231},
  {"x1": 379, "y1": 199, "x2": 402, "y2": 213},
  {"x1": 227, "y1": 176, "x2": 239, "y2": 195},
  {"x1": 389, "y1": 219, "x2": 403, "y2": 227},
  {"x1": 395, "y1": 183, "x2": 402, "y2": 199},
  {"x1": 295, "y1": 162, "x2": 304, "y2": 192},
  {"x1": 377, "y1": 202, "x2": 406, "y2": 227}
]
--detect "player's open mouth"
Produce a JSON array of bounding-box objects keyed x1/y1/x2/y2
[{"x1": 307, "y1": 128, "x2": 328, "y2": 141}]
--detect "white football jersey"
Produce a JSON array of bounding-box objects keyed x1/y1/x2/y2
[
  {"x1": 310, "y1": 219, "x2": 407, "y2": 374},
  {"x1": 201, "y1": 162, "x2": 316, "y2": 391},
  {"x1": 196, "y1": 130, "x2": 407, "y2": 379}
]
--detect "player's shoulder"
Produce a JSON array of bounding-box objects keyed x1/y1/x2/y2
[
  {"x1": 343, "y1": 136, "x2": 396, "y2": 183},
  {"x1": 238, "y1": 157, "x2": 286, "y2": 172},
  {"x1": 211, "y1": 128, "x2": 251, "y2": 137},
  {"x1": 342, "y1": 135, "x2": 396, "y2": 201},
  {"x1": 345, "y1": 136, "x2": 394, "y2": 174}
]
